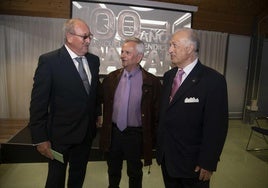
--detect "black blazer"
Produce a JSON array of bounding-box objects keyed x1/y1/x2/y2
[
  {"x1": 156, "y1": 61, "x2": 228, "y2": 178},
  {"x1": 29, "y1": 46, "x2": 100, "y2": 145}
]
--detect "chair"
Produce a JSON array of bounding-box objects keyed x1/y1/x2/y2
[{"x1": 246, "y1": 116, "x2": 268, "y2": 151}]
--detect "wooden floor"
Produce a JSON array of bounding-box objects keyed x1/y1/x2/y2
[{"x1": 0, "y1": 119, "x2": 28, "y2": 144}]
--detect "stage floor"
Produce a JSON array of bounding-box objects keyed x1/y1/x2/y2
[
  {"x1": 0, "y1": 119, "x2": 27, "y2": 144},
  {"x1": 0, "y1": 119, "x2": 103, "y2": 163}
]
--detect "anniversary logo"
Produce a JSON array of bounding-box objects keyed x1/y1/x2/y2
[{"x1": 73, "y1": 2, "x2": 192, "y2": 76}]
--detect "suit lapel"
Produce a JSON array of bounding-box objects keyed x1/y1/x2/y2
[
  {"x1": 59, "y1": 46, "x2": 88, "y2": 96},
  {"x1": 161, "y1": 68, "x2": 177, "y2": 109},
  {"x1": 169, "y1": 62, "x2": 203, "y2": 105},
  {"x1": 85, "y1": 53, "x2": 94, "y2": 82},
  {"x1": 113, "y1": 69, "x2": 123, "y2": 91}
]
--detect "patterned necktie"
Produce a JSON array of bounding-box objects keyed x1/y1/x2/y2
[
  {"x1": 75, "y1": 57, "x2": 90, "y2": 94},
  {"x1": 170, "y1": 69, "x2": 184, "y2": 102},
  {"x1": 117, "y1": 73, "x2": 131, "y2": 131}
]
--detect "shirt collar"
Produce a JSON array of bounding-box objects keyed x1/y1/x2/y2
[
  {"x1": 181, "y1": 58, "x2": 198, "y2": 76},
  {"x1": 65, "y1": 44, "x2": 83, "y2": 59},
  {"x1": 123, "y1": 66, "x2": 141, "y2": 78}
]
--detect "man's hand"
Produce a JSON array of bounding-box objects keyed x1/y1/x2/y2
[
  {"x1": 195, "y1": 166, "x2": 213, "y2": 181},
  {"x1": 36, "y1": 141, "x2": 53, "y2": 160}
]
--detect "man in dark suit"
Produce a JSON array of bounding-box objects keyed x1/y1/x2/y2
[
  {"x1": 99, "y1": 37, "x2": 161, "y2": 188},
  {"x1": 156, "y1": 28, "x2": 228, "y2": 188},
  {"x1": 29, "y1": 18, "x2": 101, "y2": 188}
]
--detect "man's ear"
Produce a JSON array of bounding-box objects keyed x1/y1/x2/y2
[
  {"x1": 187, "y1": 44, "x2": 195, "y2": 54},
  {"x1": 138, "y1": 54, "x2": 144, "y2": 63},
  {"x1": 66, "y1": 33, "x2": 73, "y2": 43}
]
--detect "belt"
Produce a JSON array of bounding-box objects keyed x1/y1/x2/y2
[{"x1": 112, "y1": 122, "x2": 142, "y2": 129}]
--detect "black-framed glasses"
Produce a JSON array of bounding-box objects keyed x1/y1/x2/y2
[{"x1": 70, "y1": 32, "x2": 93, "y2": 40}]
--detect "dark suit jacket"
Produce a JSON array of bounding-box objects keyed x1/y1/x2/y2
[
  {"x1": 99, "y1": 67, "x2": 162, "y2": 166},
  {"x1": 29, "y1": 46, "x2": 100, "y2": 145},
  {"x1": 156, "y1": 61, "x2": 228, "y2": 178}
]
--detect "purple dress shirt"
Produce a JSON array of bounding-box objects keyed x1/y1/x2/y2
[{"x1": 112, "y1": 67, "x2": 142, "y2": 127}]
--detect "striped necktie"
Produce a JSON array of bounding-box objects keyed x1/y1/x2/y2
[
  {"x1": 170, "y1": 69, "x2": 184, "y2": 102},
  {"x1": 117, "y1": 73, "x2": 132, "y2": 131},
  {"x1": 75, "y1": 57, "x2": 90, "y2": 94}
]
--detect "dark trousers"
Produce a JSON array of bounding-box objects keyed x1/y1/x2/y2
[
  {"x1": 45, "y1": 143, "x2": 92, "y2": 188},
  {"x1": 161, "y1": 159, "x2": 209, "y2": 188},
  {"x1": 107, "y1": 126, "x2": 143, "y2": 188}
]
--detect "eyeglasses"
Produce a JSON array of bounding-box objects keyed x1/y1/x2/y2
[{"x1": 70, "y1": 32, "x2": 93, "y2": 40}]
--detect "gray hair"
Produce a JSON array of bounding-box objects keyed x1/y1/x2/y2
[
  {"x1": 123, "y1": 37, "x2": 145, "y2": 55},
  {"x1": 176, "y1": 28, "x2": 200, "y2": 54},
  {"x1": 63, "y1": 18, "x2": 85, "y2": 42}
]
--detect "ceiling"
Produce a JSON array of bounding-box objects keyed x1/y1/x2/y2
[
  {"x1": 0, "y1": 0, "x2": 267, "y2": 36},
  {"x1": 153, "y1": 0, "x2": 268, "y2": 36}
]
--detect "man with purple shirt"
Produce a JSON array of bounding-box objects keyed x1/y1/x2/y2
[{"x1": 99, "y1": 37, "x2": 161, "y2": 188}]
